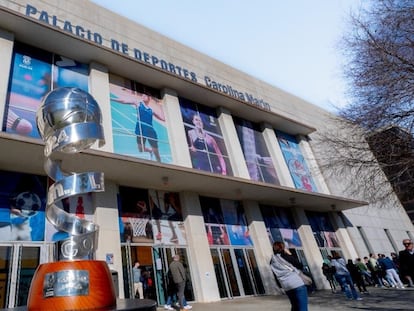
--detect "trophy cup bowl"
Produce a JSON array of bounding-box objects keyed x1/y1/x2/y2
[{"x1": 27, "y1": 88, "x2": 116, "y2": 311}]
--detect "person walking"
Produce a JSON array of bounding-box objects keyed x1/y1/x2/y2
[
  {"x1": 330, "y1": 252, "x2": 362, "y2": 301},
  {"x1": 398, "y1": 239, "x2": 414, "y2": 287},
  {"x1": 366, "y1": 254, "x2": 384, "y2": 287},
  {"x1": 270, "y1": 241, "x2": 308, "y2": 311},
  {"x1": 169, "y1": 254, "x2": 188, "y2": 311},
  {"x1": 132, "y1": 261, "x2": 144, "y2": 299},
  {"x1": 164, "y1": 264, "x2": 192, "y2": 310},
  {"x1": 321, "y1": 261, "x2": 337, "y2": 293},
  {"x1": 346, "y1": 259, "x2": 368, "y2": 293},
  {"x1": 355, "y1": 257, "x2": 373, "y2": 286},
  {"x1": 377, "y1": 253, "x2": 404, "y2": 289}
]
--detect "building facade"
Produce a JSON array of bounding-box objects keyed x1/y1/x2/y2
[{"x1": 0, "y1": 0, "x2": 412, "y2": 308}]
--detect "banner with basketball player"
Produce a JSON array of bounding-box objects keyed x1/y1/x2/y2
[{"x1": 117, "y1": 186, "x2": 187, "y2": 245}]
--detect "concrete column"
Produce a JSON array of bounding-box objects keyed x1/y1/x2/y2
[
  {"x1": 297, "y1": 135, "x2": 330, "y2": 194},
  {"x1": 331, "y1": 212, "x2": 358, "y2": 260},
  {"x1": 243, "y1": 200, "x2": 278, "y2": 295},
  {"x1": 261, "y1": 123, "x2": 295, "y2": 187},
  {"x1": 94, "y1": 181, "x2": 124, "y2": 297},
  {"x1": 216, "y1": 107, "x2": 250, "y2": 178},
  {"x1": 0, "y1": 30, "x2": 14, "y2": 127},
  {"x1": 161, "y1": 88, "x2": 192, "y2": 167},
  {"x1": 89, "y1": 62, "x2": 113, "y2": 152},
  {"x1": 180, "y1": 192, "x2": 220, "y2": 302},
  {"x1": 291, "y1": 207, "x2": 330, "y2": 290}
]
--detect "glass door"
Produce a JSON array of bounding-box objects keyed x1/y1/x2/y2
[
  {"x1": 210, "y1": 247, "x2": 264, "y2": 299},
  {"x1": 0, "y1": 245, "x2": 12, "y2": 308},
  {"x1": 0, "y1": 244, "x2": 42, "y2": 308},
  {"x1": 121, "y1": 244, "x2": 156, "y2": 299},
  {"x1": 152, "y1": 246, "x2": 194, "y2": 306}
]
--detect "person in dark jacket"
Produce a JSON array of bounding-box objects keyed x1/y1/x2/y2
[
  {"x1": 169, "y1": 254, "x2": 187, "y2": 311},
  {"x1": 398, "y1": 239, "x2": 414, "y2": 287},
  {"x1": 346, "y1": 259, "x2": 368, "y2": 293},
  {"x1": 322, "y1": 261, "x2": 337, "y2": 293}
]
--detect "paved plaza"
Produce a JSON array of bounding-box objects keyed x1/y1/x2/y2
[{"x1": 158, "y1": 287, "x2": 414, "y2": 311}]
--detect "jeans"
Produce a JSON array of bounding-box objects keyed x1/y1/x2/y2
[
  {"x1": 335, "y1": 273, "x2": 360, "y2": 299},
  {"x1": 285, "y1": 285, "x2": 308, "y2": 311}
]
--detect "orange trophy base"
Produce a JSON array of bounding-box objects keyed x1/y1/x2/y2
[{"x1": 27, "y1": 260, "x2": 116, "y2": 311}]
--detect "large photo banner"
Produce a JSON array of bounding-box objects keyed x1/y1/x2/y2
[
  {"x1": 3, "y1": 43, "x2": 89, "y2": 139},
  {"x1": 118, "y1": 187, "x2": 154, "y2": 243},
  {"x1": 179, "y1": 98, "x2": 232, "y2": 176},
  {"x1": 118, "y1": 187, "x2": 187, "y2": 245},
  {"x1": 306, "y1": 211, "x2": 339, "y2": 248},
  {"x1": 260, "y1": 205, "x2": 302, "y2": 248},
  {"x1": 0, "y1": 170, "x2": 47, "y2": 241},
  {"x1": 109, "y1": 75, "x2": 172, "y2": 163},
  {"x1": 276, "y1": 131, "x2": 317, "y2": 192},
  {"x1": 200, "y1": 196, "x2": 252, "y2": 246},
  {"x1": 234, "y1": 117, "x2": 279, "y2": 184},
  {"x1": 148, "y1": 190, "x2": 187, "y2": 245}
]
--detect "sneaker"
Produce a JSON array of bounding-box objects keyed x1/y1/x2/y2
[
  {"x1": 184, "y1": 305, "x2": 193, "y2": 310},
  {"x1": 356, "y1": 297, "x2": 363, "y2": 301},
  {"x1": 164, "y1": 305, "x2": 173, "y2": 310}
]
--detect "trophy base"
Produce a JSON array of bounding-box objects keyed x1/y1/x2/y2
[{"x1": 27, "y1": 260, "x2": 116, "y2": 311}]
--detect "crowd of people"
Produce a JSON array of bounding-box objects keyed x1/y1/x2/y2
[
  {"x1": 270, "y1": 238, "x2": 413, "y2": 311},
  {"x1": 321, "y1": 238, "x2": 414, "y2": 301}
]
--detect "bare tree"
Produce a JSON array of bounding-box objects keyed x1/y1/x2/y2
[{"x1": 315, "y1": 0, "x2": 414, "y2": 206}]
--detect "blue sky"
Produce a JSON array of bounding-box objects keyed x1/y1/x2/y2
[{"x1": 91, "y1": 0, "x2": 363, "y2": 111}]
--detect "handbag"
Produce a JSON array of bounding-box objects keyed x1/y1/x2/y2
[{"x1": 298, "y1": 271, "x2": 313, "y2": 286}]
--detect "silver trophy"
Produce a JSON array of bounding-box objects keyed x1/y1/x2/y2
[
  {"x1": 28, "y1": 87, "x2": 116, "y2": 310},
  {"x1": 37, "y1": 87, "x2": 105, "y2": 260}
]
